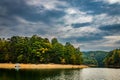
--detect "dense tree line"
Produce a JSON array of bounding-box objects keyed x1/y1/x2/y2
[
  {"x1": 104, "y1": 49, "x2": 120, "y2": 67},
  {"x1": 83, "y1": 51, "x2": 98, "y2": 66},
  {"x1": 0, "y1": 35, "x2": 83, "y2": 65},
  {"x1": 83, "y1": 51, "x2": 108, "y2": 67}
]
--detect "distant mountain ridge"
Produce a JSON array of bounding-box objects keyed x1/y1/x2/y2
[
  {"x1": 82, "y1": 51, "x2": 108, "y2": 67},
  {"x1": 104, "y1": 49, "x2": 120, "y2": 67}
]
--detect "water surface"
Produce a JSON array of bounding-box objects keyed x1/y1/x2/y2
[{"x1": 0, "y1": 68, "x2": 120, "y2": 80}]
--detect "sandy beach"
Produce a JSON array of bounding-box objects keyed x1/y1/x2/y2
[{"x1": 0, "y1": 63, "x2": 88, "y2": 69}]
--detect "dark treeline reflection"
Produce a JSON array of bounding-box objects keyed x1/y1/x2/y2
[
  {"x1": 0, "y1": 69, "x2": 60, "y2": 80},
  {"x1": 0, "y1": 69, "x2": 81, "y2": 80},
  {"x1": 1, "y1": 68, "x2": 120, "y2": 80}
]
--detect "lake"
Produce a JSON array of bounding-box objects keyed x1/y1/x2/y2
[{"x1": 0, "y1": 68, "x2": 120, "y2": 80}]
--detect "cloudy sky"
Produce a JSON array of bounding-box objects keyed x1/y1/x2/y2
[{"x1": 0, "y1": 0, "x2": 120, "y2": 51}]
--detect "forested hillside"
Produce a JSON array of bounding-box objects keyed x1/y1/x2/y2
[
  {"x1": 83, "y1": 51, "x2": 108, "y2": 67},
  {"x1": 0, "y1": 35, "x2": 83, "y2": 65},
  {"x1": 104, "y1": 49, "x2": 120, "y2": 67}
]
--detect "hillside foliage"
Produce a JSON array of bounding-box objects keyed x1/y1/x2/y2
[
  {"x1": 104, "y1": 49, "x2": 120, "y2": 67},
  {"x1": 83, "y1": 51, "x2": 108, "y2": 67},
  {"x1": 0, "y1": 35, "x2": 83, "y2": 65}
]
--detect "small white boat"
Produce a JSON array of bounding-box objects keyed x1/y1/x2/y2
[{"x1": 15, "y1": 63, "x2": 20, "y2": 70}]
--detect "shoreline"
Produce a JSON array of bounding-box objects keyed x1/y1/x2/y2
[{"x1": 0, "y1": 63, "x2": 88, "y2": 69}]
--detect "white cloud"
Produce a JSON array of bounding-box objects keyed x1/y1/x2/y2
[
  {"x1": 104, "y1": 36, "x2": 120, "y2": 39},
  {"x1": 98, "y1": 36, "x2": 120, "y2": 48},
  {"x1": 80, "y1": 35, "x2": 120, "y2": 51},
  {"x1": 3, "y1": 16, "x2": 54, "y2": 37},
  {"x1": 104, "y1": 0, "x2": 120, "y2": 4},
  {"x1": 95, "y1": 0, "x2": 120, "y2": 4},
  {"x1": 93, "y1": 13, "x2": 120, "y2": 27},
  {"x1": 59, "y1": 25, "x2": 72, "y2": 32},
  {"x1": 63, "y1": 8, "x2": 120, "y2": 29},
  {"x1": 0, "y1": 27, "x2": 12, "y2": 37},
  {"x1": 103, "y1": 36, "x2": 120, "y2": 45},
  {"x1": 63, "y1": 8, "x2": 93, "y2": 24},
  {"x1": 26, "y1": 0, "x2": 67, "y2": 11},
  {"x1": 59, "y1": 11, "x2": 120, "y2": 50},
  {"x1": 0, "y1": 0, "x2": 120, "y2": 51},
  {"x1": 15, "y1": 16, "x2": 31, "y2": 24},
  {"x1": 57, "y1": 26, "x2": 101, "y2": 38},
  {"x1": 65, "y1": 8, "x2": 86, "y2": 15}
]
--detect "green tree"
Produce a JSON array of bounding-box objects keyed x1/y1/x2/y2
[
  {"x1": 51, "y1": 38, "x2": 58, "y2": 45},
  {"x1": 0, "y1": 35, "x2": 83, "y2": 65},
  {"x1": 104, "y1": 49, "x2": 120, "y2": 67}
]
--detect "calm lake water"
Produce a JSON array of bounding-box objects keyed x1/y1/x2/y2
[{"x1": 0, "y1": 68, "x2": 120, "y2": 80}]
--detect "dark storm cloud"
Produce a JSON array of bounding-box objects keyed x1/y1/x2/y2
[
  {"x1": 60, "y1": 33, "x2": 104, "y2": 43},
  {"x1": 0, "y1": 0, "x2": 66, "y2": 37},
  {"x1": 0, "y1": 0, "x2": 32, "y2": 29},
  {"x1": 24, "y1": 10, "x2": 66, "y2": 24},
  {"x1": 0, "y1": 0, "x2": 30, "y2": 16},
  {"x1": 71, "y1": 23, "x2": 90, "y2": 28},
  {"x1": 0, "y1": 0, "x2": 66, "y2": 24},
  {"x1": 99, "y1": 24, "x2": 120, "y2": 33},
  {"x1": 116, "y1": 40, "x2": 120, "y2": 44},
  {"x1": 0, "y1": 0, "x2": 120, "y2": 51},
  {"x1": 65, "y1": 0, "x2": 120, "y2": 15}
]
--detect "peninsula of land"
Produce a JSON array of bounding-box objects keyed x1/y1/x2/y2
[{"x1": 0, "y1": 63, "x2": 88, "y2": 69}]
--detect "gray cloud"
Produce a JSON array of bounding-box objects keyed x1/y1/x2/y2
[
  {"x1": 0, "y1": 0, "x2": 120, "y2": 51},
  {"x1": 71, "y1": 23, "x2": 91, "y2": 28}
]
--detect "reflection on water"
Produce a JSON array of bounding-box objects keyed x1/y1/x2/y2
[
  {"x1": 0, "y1": 68, "x2": 120, "y2": 80},
  {"x1": 80, "y1": 68, "x2": 120, "y2": 80}
]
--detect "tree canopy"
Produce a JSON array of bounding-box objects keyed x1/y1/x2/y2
[
  {"x1": 104, "y1": 49, "x2": 120, "y2": 67},
  {"x1": 0, "y1": 35, "x2": 83, "y2": 65},
  {"x1": 83, "y1": 51, "x2": 108, "y2": 67}
]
